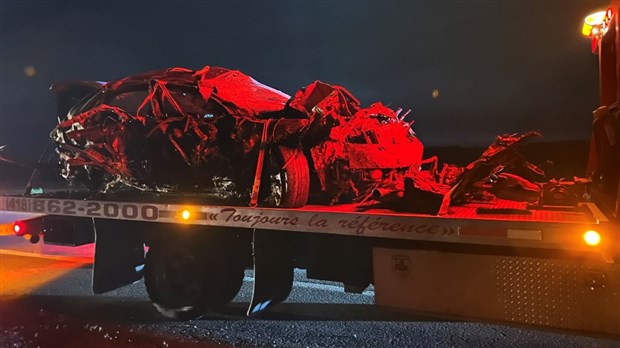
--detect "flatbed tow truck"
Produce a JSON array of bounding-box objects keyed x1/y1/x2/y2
[{"x1": 2, "y1": 3, "x2": 620, "y2": 337}]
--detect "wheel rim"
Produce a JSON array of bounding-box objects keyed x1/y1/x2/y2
[
  {"x1": 267, "y1": 171, "x2": 288, "y2": 207},
  {"x1": 263, "y1": 150, "x2": 288, "y2": 207}
]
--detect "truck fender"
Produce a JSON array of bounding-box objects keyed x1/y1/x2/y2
[
  {"x1": 92, "y1": 219, "x2": 145, "y2": 294},
  {"x1": 247, "y1": 229, "x2": 295, "y2": 316}
]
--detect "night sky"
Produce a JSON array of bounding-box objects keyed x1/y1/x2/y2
[{"x1": 0, "y1": 0, "x2": 609, "y2": 163}]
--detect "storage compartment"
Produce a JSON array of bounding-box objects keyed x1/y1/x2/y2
[
  {"x1": 373, "y1": 248, "x2": 620, "y2": 336},
  {"x1": 43, "y1": 216, "x2": 95, "y2": 246}
]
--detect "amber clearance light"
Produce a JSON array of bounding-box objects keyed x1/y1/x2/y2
[
  {"x1": 582, "y1": 10, "x2": 612, "y2": 38},
  {"x1": 583, "y1": 230, "x2": 601, "y2": 247},
  {"x1": 181, "y1": 209, "x2": 191, "y2": 221}
]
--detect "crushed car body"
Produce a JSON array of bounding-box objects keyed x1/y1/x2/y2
[
  {"x1": 51, "y1": 66, "x2": 427, "y2": 209},
  {"x1": 51, "y1": 65, "x2": 580, "y2": 214}
]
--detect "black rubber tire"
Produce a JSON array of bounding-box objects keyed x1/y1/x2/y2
[
  {"x1": 144, "y1": 240, "x2": 208, "y2": 321},
  {"x1": 214, "y1": 265, "x2": 245, "y2": 307},
  {"x1": 144, "y1": 237, "x2": 246, "y2": 320},
  {"x1": 265, "y1": 146, "x2": 310, "y2": 208},
  {"x1": 203, "y1": 235, "x2": 246, "y2": 309}
]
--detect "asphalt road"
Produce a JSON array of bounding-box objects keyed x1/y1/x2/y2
[{"x1": 1, "y1": 232, "x2": 619, "y2": 348}]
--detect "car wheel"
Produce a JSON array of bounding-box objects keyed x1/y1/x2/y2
[{"x1": 264, "y1": 146, "x2": 310, "y2": 208}]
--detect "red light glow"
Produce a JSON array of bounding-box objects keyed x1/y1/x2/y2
[{"x1": 370, "y1": 170, "x2": 383, "y2": 181}]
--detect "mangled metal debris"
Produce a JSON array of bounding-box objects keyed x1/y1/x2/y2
[
  {"x1": 448, "y1": 131, "x2": 544, "y2": 204},
  {"x1": 51, "y1": 66, "x2": 426, "y2": 209},
  {"x1": 50, "y1": 66, "x2": 579, "y2": 214},
  {"x1": 52, "y1": 67, "x2": 306, "y2": 203}
]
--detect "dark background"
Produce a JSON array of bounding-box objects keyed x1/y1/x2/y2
[{"x1": 0, "y1": 0, "x2": 609, "y2": 185}]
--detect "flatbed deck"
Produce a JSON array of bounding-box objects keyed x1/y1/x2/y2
[
  {"x1": 307, "y1": 199, "x2": 600, "y2": 224},
  {"x1": 0, "y1": 193, "x2": 614, "y2": 261}
]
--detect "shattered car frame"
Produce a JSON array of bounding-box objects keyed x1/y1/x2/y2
[
  {"x1": 51, "y1": 65, "x2": 556, "y2": 213},
  {"x1": 51, "y1": 66, "x2": 425, "y2": 208}
]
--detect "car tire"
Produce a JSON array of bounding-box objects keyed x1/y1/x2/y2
[{"x1": 265, "y1": 146, "x2": 310, "y2": 208}]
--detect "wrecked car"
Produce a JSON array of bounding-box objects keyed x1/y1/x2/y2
[
  {"x1": 51, "y1": 66, "x2": 426, "y2": 208},
  {"x1": 51, "y1": 66, "x2": 564, "y2": 213}
]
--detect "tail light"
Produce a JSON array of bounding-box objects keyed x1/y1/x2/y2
[{"x1": 13, "y1": 221, "x2": 25, "y2": 236}]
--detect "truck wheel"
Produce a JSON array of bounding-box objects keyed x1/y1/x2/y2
[
  {"x1": 263, "y1": 146, "x2": 310, "y2": 208},
  {"x1": 144, "y1": 242, "x2": 208, "y2": 320},
  {"x1": 213, "y1": 264, "x2": 245, "y2": 307},
  {"x1": 144, "y1": 237, "x2": 246, "y2": 320}
]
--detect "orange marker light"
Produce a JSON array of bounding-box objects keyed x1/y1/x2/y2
[
  {"x1": 181, "y1": 209, "x2": 191, "y2": 220},
  {"x1": 582, "y1": 22, "x2": 592, "y2": 37},
  {"x1": 583, "y1": 230, "x2": 601, "y2": 246},
  {"x1": 583, "y1": 10, "x2": 610, "y2": 38}
]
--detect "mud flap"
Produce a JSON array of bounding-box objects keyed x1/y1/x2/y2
[
  {"x1": 247, "y1": 229, "x2": 294, "y2": 316},
  {"x1": 92, "y1": 219, "x2": 145, "y2": 294}
]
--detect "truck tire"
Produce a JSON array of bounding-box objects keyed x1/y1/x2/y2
[
  {"x1": 263, "y1": 146, "x2": 310, "y2": 208},
  {"x1": 144, "y1": 237, "x2": 246, "y2": 320},
  {"x1": 144, "y1": 241, "x2": 208, "y2": 320}
]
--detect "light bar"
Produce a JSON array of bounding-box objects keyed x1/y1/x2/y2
[{"x1": 582, "y1": 9, "x2": 613, "y2": 38}]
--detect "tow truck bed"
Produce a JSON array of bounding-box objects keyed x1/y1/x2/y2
[
  {"x1": 0, "y1": 194, "x2": 614, "y2": 261},
  {"x1": 1, "y1": 192, "x2": 618, "y2": 336},
  {"x1": 308, "y1": 199, "x2": 599, "y2": 223}
]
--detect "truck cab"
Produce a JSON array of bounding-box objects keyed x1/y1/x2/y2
[{"x1": 586, "y1": 2, "x2": 620, "y2": 219}]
